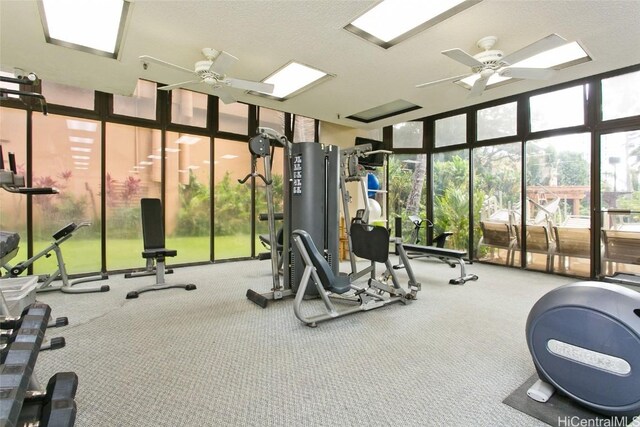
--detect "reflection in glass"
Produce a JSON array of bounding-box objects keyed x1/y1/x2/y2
[
  {"x1": 526, "y1": 133, "x2": 591, "y2": 277},
  {"x1": 474, "y1": 143, "x2": 521, "y2": 266},
  {"x1": 213, "y1": 139, "x2": 252, "y2": 259},
  {"x1": 0, "y1": 108, "x2": 28, "y2": 261},
  {"x1": 113, "y1": 79, "x2": 157, "y2": 120},
  {"x1": 31, "y1": 114, "x2": 102, "y2": 274},
  {"x1": 477, "y1": 102, "x2": 517, "y2": 141},
  {"x1": 218, "y1": 101, "x2": 248, "y2": 135},
  {"x1": 433, "y1": 150, "x2": 469, "y2": 251},
  {"x1": 388, "y1": 154, "x2": 427, "y2": 241},
  {"x1": 105, "y1": 124, "x2": 161, "y2": 270},
  {"x1": 393, "y1": 121, "x2": 423, "y2": 149},
  {"x1": 42, "y1": 80, "x2": 95, "y2": 110},
  {"x1": 530, "y1": 85, "x2": 584, "y2": 132},
  {"x1": 293, "y1": 115, "x2": 315, "y2": 142},
  {"x1": 600, "y1": 131, "x2": 640, "y2": 278},
  {"x1": 258, "y1": 107, "x2": 285, "y2": 136},
  {"x1": 435, "y1": 114, "x2": 465, "y2": 147},
  {"x1": 165, "y1": 132, "x2": 211, "y2": 263},
  {"x1": 171, "y1": 89, "x2": 207, "y2": 127},
  {"x1": 601, "y1": 70, "x2": 640, "y2": 121}
]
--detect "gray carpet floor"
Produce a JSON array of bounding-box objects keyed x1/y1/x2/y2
[{"x1": 31, "y1": 258, "x2": 575, "y2": 426}]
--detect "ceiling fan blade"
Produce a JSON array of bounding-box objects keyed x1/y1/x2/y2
[
  {"x1": 210, "y1": 51, "x2": 238, "y2": 75},
  {"x1": 442, "y1": 48, "x2": 484, "y2": 68},
  {"x1": 500, "y1": 33, "x2": 567, "y2": 65},
  {"x1": 158, "y1": 80, "x2": 202, "y2": 91},
  {"x1": 500, "y1": 67, "x2": 556, "y2": 80},
  {"x1": 224, "y1": 78, "x2": 274, "y2": 94},
  {"x1": 468, "y1": 76, "x2": 489, "y2": 97},
  {"x1": 213, "y1": 87, "x2": 236, "y2": 104},
  {"x1": 139, "y1": 55, "x2": 194, "y2": 74},
  {"x1": 416, "y1": 73, "x2": 471, "y2": 88}
]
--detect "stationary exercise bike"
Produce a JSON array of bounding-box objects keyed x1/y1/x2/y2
[
  {"x1": 2, "y1": 222, "x2": 109, "y2": 294},
  {"x1": 526, "y1": 281, "x2": 640, "y2": 417}
]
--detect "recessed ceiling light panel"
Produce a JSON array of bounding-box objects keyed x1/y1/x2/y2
[
  {"x1": 253, "y1": 62, "x2": 334, "y2": 101},
  {"x1": 346, "y1": 0, "x2": 482, "y2": 48},
  {"x1": 39, "y1": 0, "x2": 130, "y2": 58}
]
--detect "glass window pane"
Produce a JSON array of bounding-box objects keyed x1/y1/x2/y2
[
  {"x1": 293, "y1": 115, "x2": 315, "y2": 142},
  {"x1": 0, "y1": 108, "x2": 28, "y2": 260},
  {"x1": 255, "y1": 147, "x2": 284, "y2": 255},
  {"x1": 258, "y1": 107, "x2": 285, "y2": 136},
  {"x1": 433, "y1": 150, "x2": 469, "y2": 251},
  {"x1": 218, "y1": 101, "x2": 248, "y2": 134},
  {"x1": 0, "y1": 71, "x2": 20, "y2": 99},
  {"x1": 530, "y1": 85, "x2": 584, "y2": 132},
  {"x1": 31, "y1": 114, "x2": 102, "y2": 275},
  {"x1": 600, "y1": 130, "x2": 640, "y2": 278},
  {"x1": 105, "y1": 124, "x2": 162, "y2": 270},
  {"x1": 213, "y1": 138, "x2": 252, "y2": 259},
  {"x1": 41, "y1": 80, "x2": 95, "y2": 110},
  {"x1": 113, "y1": 79, "x2": 157, "y2": 120},
  {"x1": 171, "y1": 89, "x2": 208, "y2": 127},
  {"x1": 526, "y1": 133, "x2": 591, "y2": 277},
  {"x1": 393, "y1": 121, "x2": 423, "y2": 149},
  {"x1": 601, "y1": 130, "x2": 640, "y2": 209},
  {"x1": 388, "y1": 154, "x2": 427, "y2": 241},
  {"x1": 602, "y1": 70, "x2": 640, "y2": 121},
  {"x1": 165, "y1": 132, "x2": 211, "y2": 263},
  {"x1": 476, "y1": 102, "x2": 517, "y2": 140},
  {"x1": 474, "y1": 143, "x2": 521, "y2": 266},
  {"x1": 435, "y1": 114, "x2": 466, "y2": 147}
]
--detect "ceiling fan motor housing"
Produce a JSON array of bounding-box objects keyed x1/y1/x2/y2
[
  {"x1": 473, "y1": 50, "x2": 504, "y2": 72},
  {"x1": 195, "y1": 60, "x2": 215, "y2": 74}
]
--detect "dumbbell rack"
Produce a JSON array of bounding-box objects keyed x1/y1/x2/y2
[{"x1": 1, "y1": 302, "x2": 78, "y2": 426}]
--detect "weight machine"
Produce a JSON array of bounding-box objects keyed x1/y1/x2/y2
[{"x1": 242, "y1": 128, "x2": 293, "y2": 306}]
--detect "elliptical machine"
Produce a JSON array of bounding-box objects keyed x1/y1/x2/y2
[{"x1": 526, "y1": 281, "x2": 640, "y2": 417}]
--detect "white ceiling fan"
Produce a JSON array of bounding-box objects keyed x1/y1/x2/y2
[
  {"x1": 139, "y1": 48, "x2": 274, "y2": 104},
  {"x1": 416, "y1": 34, "x2": 568, "y2": 97}
]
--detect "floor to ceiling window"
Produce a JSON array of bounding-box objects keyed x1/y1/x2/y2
[
  {"x1": 30, "y1": 114, "x2": 103, "y2": 275},
  {"x1": 526, "y1": 133, "x2": 591, "y2": 277},
  {"x1": 474, "y1": 143, "x2": 521, "y2": 266},
  {"x1": 388, "y1": 122, "x2": 426, "y2": 241},
  {"x1": 165, "y1": 131, "x2": 211, "y2": 264},
  {"x1": 600, "y1": 130, "x2": 640, "y2": 278},
  {"x1": 0, "y1": 108, "x2": 27, "y2": 263},
  {"x1": 433, "y1": 150, "x2": 469, "y2": 251},
  {"x1": 105, "y1": 123, "x2": 162, "y2": 270},
  {"x1": 212, "y1": 138, "x2": 253, "y2": 260}
]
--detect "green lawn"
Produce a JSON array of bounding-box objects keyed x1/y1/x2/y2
[{"x1": 13, "y1": 235, "x2": 254, "y2": 276}]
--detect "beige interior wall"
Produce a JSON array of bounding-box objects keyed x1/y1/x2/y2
[{"x1": 318, "y1": 122, "x2": 375, "y2": 224}]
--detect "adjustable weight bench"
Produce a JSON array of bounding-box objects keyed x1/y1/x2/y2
[
  {"x1": 400, "y1": 244, "x2": 478, "y2": 285},
  {"x1": 125, "y1": 198, "x2": 196, "y2": 299}
]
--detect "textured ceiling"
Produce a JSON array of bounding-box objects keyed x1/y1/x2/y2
[{"x1": 1, "y1": 0, "x2": 639, "y2": 129}]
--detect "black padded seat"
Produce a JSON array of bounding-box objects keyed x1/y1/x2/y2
[
  {"x1": 125, "y1": 198, "x2": 196, "y2": 299},
  {"x1": 292, "y1": 229, "x2": 351, "y2": 294}
]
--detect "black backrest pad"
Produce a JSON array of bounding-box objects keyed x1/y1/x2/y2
[
  {"x1": 141, "y1": 198, "x2": 165, "y2": 250},
  {"x1": 293, "y1": 229, "x2": 335, "y2": 289},
  {"x1": 350, "y1": 224, "x2": 389, "y2": 263}
]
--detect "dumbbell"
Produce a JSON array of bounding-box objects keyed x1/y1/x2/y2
[
  {"x1": 41, "y1": 372, "x2": 78, "y2": 427},
  {"x1": 20, "y1": 372, "x2": 78, "y2": 427}
]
